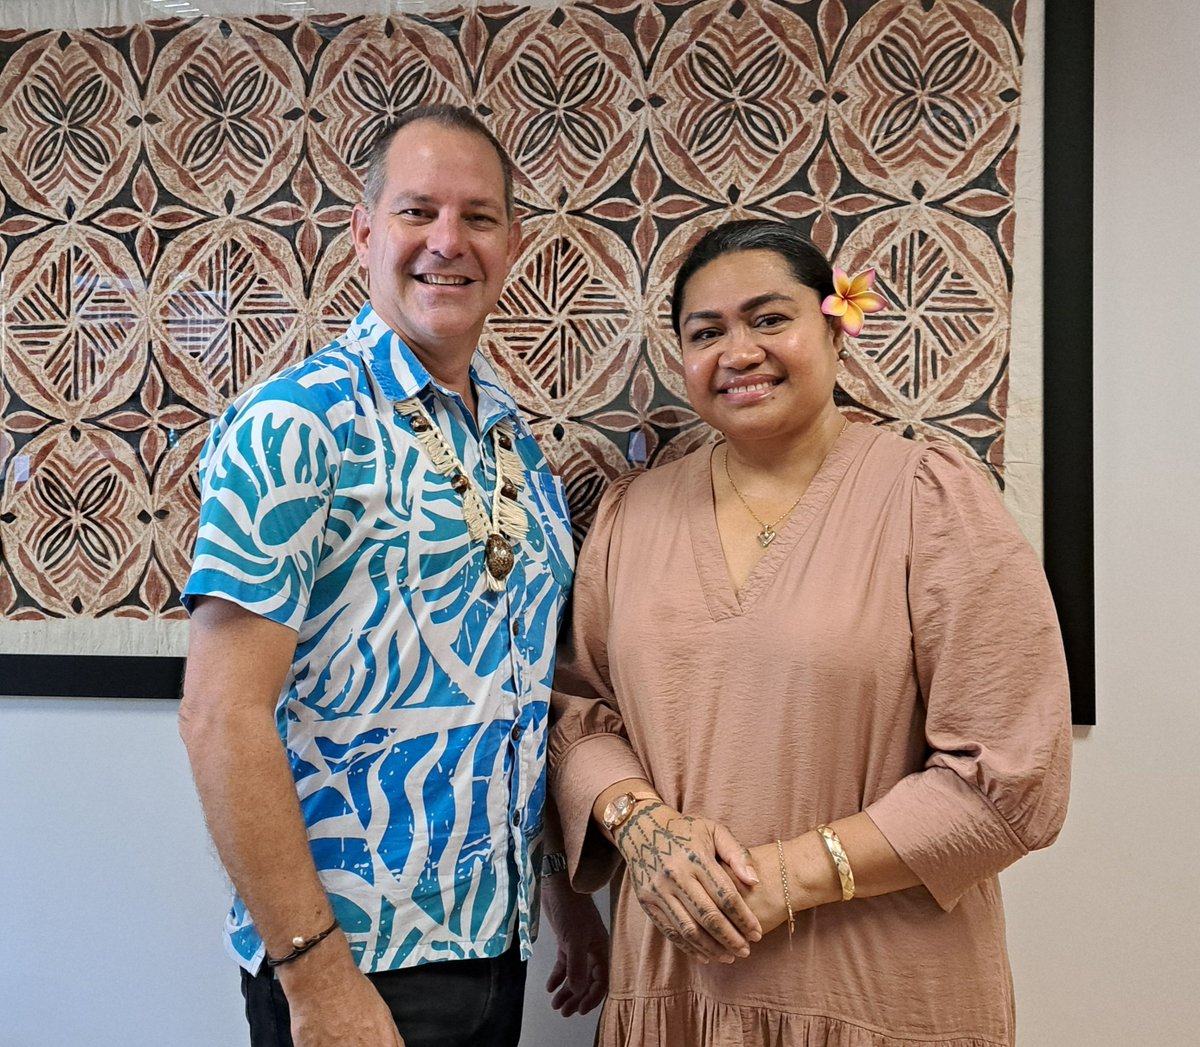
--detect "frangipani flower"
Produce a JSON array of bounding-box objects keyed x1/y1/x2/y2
[{"x1": 821, "y1": 267, "x2": 887, "y2": 337}]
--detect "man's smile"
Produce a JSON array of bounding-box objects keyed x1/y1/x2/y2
[{"x1": 414, "y1": 273, "x2": 472, "y2": 286}]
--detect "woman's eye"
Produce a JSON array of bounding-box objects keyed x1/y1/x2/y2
[
  {"x1": 754, "y1": 313, "x2": 787, "y2": 329},
  {"x1": 687, "y1": 328, "x2": 720, "y2": 344}
]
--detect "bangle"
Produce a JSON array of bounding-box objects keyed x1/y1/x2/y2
[
  {"x1": 775, "y1": 839, "x2": 795, "y2": 941},
  {"x1": 265, "y1": 917, "x2": 339, "y2": 968},
  {"x1": 539, "y1": 851, "x2": 568, "y2": 879},
  {"x1": 815, "y1": 824, "x2": 856, "y2": 902}
]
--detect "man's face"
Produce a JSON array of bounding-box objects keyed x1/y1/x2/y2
[{"x1": 351, "y1": 121, "x2": 520, "y2": 373}]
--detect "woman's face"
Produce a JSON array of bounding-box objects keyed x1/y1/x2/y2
[{"x1": 677, "y1": 249, "x2": 843, "y2": 448}]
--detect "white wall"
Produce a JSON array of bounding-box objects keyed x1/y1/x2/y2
[
  {"x1": 0, "y1": 698, "x2": 247, "y2": 1046},
  {"x1": 3, "y1": 1, "x2": 1200, "y2": 1045},
  {"x1": 0, "y1": 696, "x2": 600, "y2": 1046},
  {"x1": 996, "y1": 1, "x2": 1200, "y2": 1043}
]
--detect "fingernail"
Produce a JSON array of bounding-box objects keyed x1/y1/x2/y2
[
  {"x1": 749, "y1": 931, "x2": 762, "y2": 942},
  {"x1": 746, "y1": 870, "x2": 760, "y2": 884}
]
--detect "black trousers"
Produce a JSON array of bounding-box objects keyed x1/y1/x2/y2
[{"x1": 241, "y1": 946, "x2": 527, "y2": 1047}]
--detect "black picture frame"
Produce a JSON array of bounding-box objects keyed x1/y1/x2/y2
[
  {"x1": 0, "y1": 2, "x2": 1097, "y2": 710},
  {"x1": 0, "y1": 653, "x2": 184, "y2": 699},
  {"x1": 1043, "y1": 1, "x2": 1096, "y2": 725}
]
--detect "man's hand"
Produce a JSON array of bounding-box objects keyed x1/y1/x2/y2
[
  {"x1": 279, "y1": 944, "x2": 406, "y2": 1046},
  {"x1": 614, "y1": 803, "x2": 762, "y2": 963},
  {"x1": 540, "y1": 872, "x2": 609, "y2": 1017}
]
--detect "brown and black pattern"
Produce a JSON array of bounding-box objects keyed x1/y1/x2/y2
[{"x1": 0, "y1": 0, "x2": 1026, "y2": 629}]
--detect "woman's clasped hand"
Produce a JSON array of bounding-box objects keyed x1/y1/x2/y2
[{"x1": 610, "y1": 801, "x2": 762, "y2": 963}]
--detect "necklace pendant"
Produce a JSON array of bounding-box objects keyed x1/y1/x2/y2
[
  {"x1": 485, "y1": 533, "x2": 515, "y2": 582},
  {"x1": 758, "y1": 526, "x2": 776, "y2": 548}
]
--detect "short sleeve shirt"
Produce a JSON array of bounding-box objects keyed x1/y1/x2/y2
[{"x1": 182, "y1": 304, "x2": 574, "y2": 973}]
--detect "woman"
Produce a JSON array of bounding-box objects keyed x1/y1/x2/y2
[{"x1": 549, "y1": 219, "x2": 1071, "y2": 1046}]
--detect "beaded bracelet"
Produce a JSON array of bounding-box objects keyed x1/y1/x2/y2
[
  {"x1": 815, "y1": 824, "x2": 856, "y2": 902},
  {"x1": 265, "y1": 917, "x2": 339, "y2": 968}
]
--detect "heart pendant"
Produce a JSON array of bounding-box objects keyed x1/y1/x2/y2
[{"x1": 758, "y1": 527, "x2": 776, "y2": 548}]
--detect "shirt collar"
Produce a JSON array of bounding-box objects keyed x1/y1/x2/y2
[{"x1": 352, "y1": 303, "x2": 522, "y2": 434}]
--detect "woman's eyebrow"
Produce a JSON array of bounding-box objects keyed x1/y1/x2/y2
[{"x1": 683, "y1": 292, "x2": 794, "y2": 327}]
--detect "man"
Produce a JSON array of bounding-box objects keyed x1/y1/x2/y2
[{"x1": 179, "y1": 105, "x2": 606, "y2": 1047}]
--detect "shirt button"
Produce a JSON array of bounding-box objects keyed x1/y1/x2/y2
[
  {"x1": 512, "y1": 811, "x2": 522, "y2": 827},
  {"x1": 512, "y1": 621, "x2": 521, "y2": 637},
  {"x1": 511, "y1": 724, "x2": 522, "y2": 741}
]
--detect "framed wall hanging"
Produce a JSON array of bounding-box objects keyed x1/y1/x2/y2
[{"x1": 0, "y1": 0, "x2": 1093, "y2": 721}]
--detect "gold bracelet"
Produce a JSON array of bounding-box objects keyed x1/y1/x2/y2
[
  {"x1": 775, "y1": 839, "x2": 795, "y2": 941},
  {"x1": 815, "y1": 824, "x2": 855, "y2": 901}
]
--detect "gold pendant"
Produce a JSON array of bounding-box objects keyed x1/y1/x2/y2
[
  {"x1": 758, "y1": 526, "x2": 776, "y2": 548},
  {"x1": 485, "y1": 533, "x2": 515, "y2": 581}
]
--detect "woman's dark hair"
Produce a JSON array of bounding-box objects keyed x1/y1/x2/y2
[
  {"x1": 361, "y1": 103, "x2": 515, "y2": 219},
  {"x1": 670, "y1": 220, "x2": 835, "y2": 334}
]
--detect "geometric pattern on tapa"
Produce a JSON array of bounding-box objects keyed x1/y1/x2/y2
[{"x1": 0, "y1": 0, "x2": 1026, "y2": 625}]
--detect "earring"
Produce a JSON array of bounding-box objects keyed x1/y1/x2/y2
[{"x1": 838, "y1": 348, "x2": 850, "y2": 360}]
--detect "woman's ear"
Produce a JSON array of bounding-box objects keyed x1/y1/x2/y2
[{"x1": 829, "y1": 319, "x2": 847, "y2": 358}]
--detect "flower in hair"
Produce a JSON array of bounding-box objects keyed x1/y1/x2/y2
[{"x1": 821, "y1": 267, "x2": 887, "y2": 337}]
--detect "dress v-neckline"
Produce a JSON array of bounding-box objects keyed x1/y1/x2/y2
[{"x1": 687, "y1": 422, "x2": 866, "y2": 620}]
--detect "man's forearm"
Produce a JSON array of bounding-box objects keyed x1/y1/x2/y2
[
  {"x1": 181, "y1": 688, "x2": 401, "y2": 1041},
  {"x1": 181, "y1": 699, "x2": 337, "y2": 959},
  {"x1": 179, "y1": 596, "x2": 354, "y2": 978}
]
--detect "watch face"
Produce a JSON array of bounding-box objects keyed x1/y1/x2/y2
[
  {"x1": 605, "y1": 793, "x2": 633, "y2": 830},
  {"x1": 604, "y1": 791, "x2": 658, "y2": 831}
]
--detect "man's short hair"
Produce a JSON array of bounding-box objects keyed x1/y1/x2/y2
[{"x1": 360, "y1": 104, "x2": 516, "y2": 220}]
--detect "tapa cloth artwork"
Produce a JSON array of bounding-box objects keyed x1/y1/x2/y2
[{"x1": 0, "y1": 0, "x2": 1027, "y2": 655}]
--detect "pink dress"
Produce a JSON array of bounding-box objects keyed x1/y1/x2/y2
[{"x1": 550, "y1": 422, "x2": 1071, "y2": 1046}]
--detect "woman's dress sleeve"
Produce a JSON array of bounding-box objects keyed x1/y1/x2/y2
[
  {"x1": 548, "y1": 471, "x2": 649, "y2": 891},
  {"x1": 865, "y1": 443, "x2": 1073, "y2": 911}
]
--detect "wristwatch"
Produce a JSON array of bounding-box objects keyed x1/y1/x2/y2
[
  {"x1": 539, "y1": 851, "x2": 568, "y2": 879},
  {"x1": 601, "y1": 790, "x2": 660, "y2": 833}
]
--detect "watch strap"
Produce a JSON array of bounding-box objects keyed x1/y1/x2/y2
[{"x1": 539, "y1": 851, "x2": 568, "y2": 879}]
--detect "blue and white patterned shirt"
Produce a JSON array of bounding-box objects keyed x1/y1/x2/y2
[{"x1": 182, "y1": 305, "x2": 574, "y2": 974}]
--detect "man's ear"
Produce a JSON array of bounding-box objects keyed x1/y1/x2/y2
[{"x1": 350, "y1": 202, "x2": 371, "y2": 265}]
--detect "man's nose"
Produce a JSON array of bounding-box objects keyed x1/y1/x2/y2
[{"x1": 427, "y1": 212, "x2": 466, "y2": 258}]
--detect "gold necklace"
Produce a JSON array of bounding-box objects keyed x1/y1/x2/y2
[
  {"x1": 722, "y1": 420, "x2": 847, "y2": 548},
  {"x1": 723, "y1": 448, "x2": 804, "y2": 548},
  {"x1": 395, "y1": 398, "x2": 529, "y2": 591}
]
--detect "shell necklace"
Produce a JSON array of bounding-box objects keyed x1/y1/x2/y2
[
  {"x1": 395, "y1": 397, "x2": 529, "y2": 591},
  {"x1": 722, "y1": 420, "x2": 847, "y2": 548}
]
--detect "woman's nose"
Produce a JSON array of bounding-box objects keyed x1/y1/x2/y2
[{"x1": 719, "y1": 327, "x2": 766, "y2": 368}]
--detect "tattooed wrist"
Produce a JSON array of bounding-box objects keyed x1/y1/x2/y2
[
  {"x1": 616, "y1": 805, "x2": 707, "y2": 884},
  {"x1": 614, "y1": 802, "x2": 666, "y2": 864}
]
